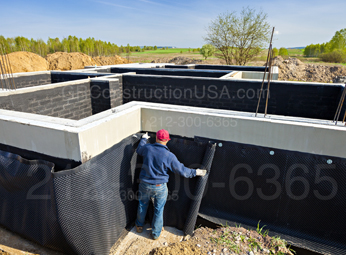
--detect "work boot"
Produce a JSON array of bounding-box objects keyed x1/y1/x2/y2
[
  {"x1": 152, "y1": 227, "x2": 164, "y2": 240},
  {"x1": 136, "y1": 224, "x2": 143, "y2": 233}
]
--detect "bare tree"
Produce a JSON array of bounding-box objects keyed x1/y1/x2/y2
[{"x1": 205, "y1": 7, "x2": 271, "y2": 65}]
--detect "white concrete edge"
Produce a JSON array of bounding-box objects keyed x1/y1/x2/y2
[
  {"x1": 2, "y1": 71, "x2": 51, "y2": 78},
  {"x1": 271, "y1": 66, "x2": 279, "y2": 74},
  {"x1": 1, "y1": 101, "x2": 346, "y2": 160},
  {"x1": 0, "y1": 78, "x2": 91, "y2": 96},
  {"x1": 1, "y1": 101, "x2": 346, "y2": 132},
  {"x1": 141, "y1": 106, "x2": 346, "y2": 158},
  {"x1": 219, "y1": 71, "x2": 237, "y2": 79}
]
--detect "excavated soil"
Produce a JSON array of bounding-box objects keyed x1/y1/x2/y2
[
  {"x1": 93, "y1": 55, "x2": 132, "y2": 66},
  {"x1": 46, "y1": 52, "x2": 97, "y2": 71},
  {"x1": 2, "y1": 52, "x2": 48, "y2": 73},
  {"x1": 150, "y1": 226, "x2": 294, "y2": 255},
  {"x1": 273, "y1": 56, "x2": 346, "y2": 83},
  {"x1": 2, "y1": 52, "x2": 132, "y2": 73}
]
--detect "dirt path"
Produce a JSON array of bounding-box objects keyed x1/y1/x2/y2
[
  {"x1": 0, "y1": 226, "x2": 63, "y2": 255},
  {"x1": 110, "y1": 224, "x2": 184, "y2": 255}
]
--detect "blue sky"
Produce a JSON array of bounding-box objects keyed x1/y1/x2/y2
[{"x1": 1, "y1": 0, "x2": 345, "y2": 48}]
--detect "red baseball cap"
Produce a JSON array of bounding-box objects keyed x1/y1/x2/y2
[{"x1": 156, "y1": 129, "x2": 171, "y2": 141}]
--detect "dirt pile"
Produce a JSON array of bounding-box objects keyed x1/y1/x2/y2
[
  {"x1": 149, "y1": 242, "x2": 203, "y2": 255},
  {"x1": 93, "y1": 55, "x2": 132, "y2": 66},
  {"x1": 273, "y1": 56, "x2": 346, "y2": 83},
  {"x1": 150, "y1": 226, "x2": 294, "y2": 255},
  {"x1": 151, "y1": 56, "x2": 203, "y2": 65},
  {"x1": 46, "y1": 52, "x2": 96, "y2": 71},
  {"x1": 3, "y1": 52, "x2": 48, "y2": 73}
]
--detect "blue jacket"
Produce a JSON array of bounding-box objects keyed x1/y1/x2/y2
[{"x1": 136, "y1": 138, "x2": 197, "y2": 184}]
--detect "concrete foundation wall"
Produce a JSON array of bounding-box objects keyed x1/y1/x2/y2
[
  {"x1": 2, "y1": 71, "x2": 52, "y2": 89},
  {"x1": 1, "y1": 102, "x2": 345, "y2": 163},
  {"x1": 90, "y1": 79, "x2": 122, "y2": 115},
  {"x1": 0, "y1": 102, "x2": 142, "y2": 162},
  {"x1": 123, "y1": 75, "x2": 343, "y2": 120},
  {"x1": 0, "y1": 80, "x2": 93, "y2": 120},
  {"x1": 164, "y1": 64, "x2": 195, "y2": 69},
  {"x1": 111, "y1": 67, "x2": 230, "y2": 78},
  {"x1": 140, "y1": 104, "x2": 346, "y2": 159},
  {"x1": 51, "y1": 71, "x2": 110, "y2": 83},
  {"x1": 0, "y1": 111, "x2": 81, "y2": 161},
  {"x1": 195, "y1": 64, "x2": 266, "y2": 72}
]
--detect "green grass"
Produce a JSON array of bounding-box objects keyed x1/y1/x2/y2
[
  {"x1": 210, "y1": 230, "x2": 240, "y2": 253},
  {"x1": 129, "y1": 48, "x2": 199, "y2": 55},
  {"x1": 256, "y1": 220, "x2": 269, "y2": 237},
  {"x1": 287, "y1": 48, "x2": 304, "y2": 57}
]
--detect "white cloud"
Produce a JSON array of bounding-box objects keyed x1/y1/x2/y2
[
  {"x1": 274, "y1": 31, "x2": 280, "y2": 35},
  {"x1": 94, "y1": 0, "x2": 138, "y2": 10}
]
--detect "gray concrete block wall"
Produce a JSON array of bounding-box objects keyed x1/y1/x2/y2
[
  {"x1": 7, "y1": 73, "x2": 52, "y2": 89},
  {"x1": 111, "y1": 67, "x2": 230, "y2": 78},
  {"x1": 90, "y1": 79, "x2": 122, "y2": 115},
  {"x1": 122, "y1": 75, "x2": 342, "y2": 120},
  {"x1": 51, "y1": 71, "x2": 110, "y2": 83},
  {"x1": 109, "y1": 79, "x2": 122, "y2": 108},
  {"x1": 0, "y1": 82, "x2": 92, "y2": 120},
  {"x1": 195, "y1": 65, "x2": 266, "y2": 72}
]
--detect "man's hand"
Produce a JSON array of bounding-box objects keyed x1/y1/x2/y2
[
  {"x1": 196, "y1": 169, "x2": 207, "y2": 176},
  {"x1": 142, "y1": 132, "x2": 150, "y2": 139}
]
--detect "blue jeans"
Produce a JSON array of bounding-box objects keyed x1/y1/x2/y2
[{"x1": 135, "y1": 182, "x2": 168, "y2": 238}]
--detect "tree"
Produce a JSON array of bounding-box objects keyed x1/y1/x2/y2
[
  {"x1": 329, "y1": 28, "x2": 346, "y2": 51},
  {"x1": 279, "y1": 47, "x2": 288, "y2": 57},
  {"x1": 126, "y1": 43, "x2": 131, "y2": 61},
  {"x1": 204, "y1": 7, "x2": 271, "y2": 65},
  {"x1": 272, "y1": 47, "x2": 278, "y2": 57},
  {"x1": 200, "y1": 44, "x2": 216, "y2": 60}
]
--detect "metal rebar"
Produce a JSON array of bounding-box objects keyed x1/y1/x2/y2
[
  {"x1": 342, "y1": 110, "x2": 346, "y2": 123},
  {"x1": 2, "y1": 46, "x2": 14, "y2": 90},
  {"x1": 2, "y1": 45, "x2": 16, "y2": 89},
  {"x1": 335, "y1": 90, "x2": 346, "y2": 125},
  {"x1": 255, "y1": 27, "x2": 275, "y2": 117},
  {"x1": 264, "y1": 46, "x2": 274, "y2": 116},
  {"x1": 333, "y1": 87, "x2": 346, "y2": 121},
  {"x1": 0, "y1": 44, "x2": 16, "y2": 90},
  {"x1": 333, "y1": 87, "x2": 346, "y2": 124},
  {"x1": 0, "y1": 56, "x2": 9, "y2": 90},
  {"x1": 0, "y1": 46, "x2": 10, "y2": 90},
  {"x1": 0, "y1": 60, "x2": 4, "y2": 90}
]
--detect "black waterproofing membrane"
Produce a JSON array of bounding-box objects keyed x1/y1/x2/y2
[
  {"x1": 0, "y1": 133, "x2": 346, "y2": 254},
  {"x1": 0, "y1": 134, "x2": 213, "y2": 255}
]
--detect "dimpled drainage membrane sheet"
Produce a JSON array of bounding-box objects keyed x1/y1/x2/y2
[
  {"x1": 0, "y1": 134, "x2": 346, "y2": 254},
  {"x1": 195, "y1": 136, "x2": 346, "y2": 255},
  {"x1": 0, "y1": 134, "x2": 214, "y2": 255}
]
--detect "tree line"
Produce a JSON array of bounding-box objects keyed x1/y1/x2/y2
[
  {"x1": 0, "y1": 35, "x2": 160, "y2": 57},
  {"x1": 304, "y1": 28, "x2": 346, "y2": 63}
]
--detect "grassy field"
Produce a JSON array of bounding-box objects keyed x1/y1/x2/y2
[
  {"x1": 130, "y1": 48, "x2": 199, "y2": 55},
  {"x1": 122, "y1": 47, "x2": 346, "y2": 66},
  {"x1": 287, "y1": 48, "x2": 304, "y2": 57},
  {"x1": 123, "y1": 48, "x2": 222, "y2": 64}
]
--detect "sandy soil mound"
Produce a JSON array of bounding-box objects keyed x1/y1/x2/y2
[
  {"x1": 150, "y1": 226, "x2": 294, "y2": 255},
  {"x1": 93, "y1": 55, "x2": 132, "y2": 66},
  {"x1": 46, "y1": 52, "x2": 96, "y2": 71},
  {"x1": 152, "y1": 57, "x2": 203, "y2": 65},
  {"x1": 149, "y1": 242, "x2": 203, "y2": 255},
  {"x1": 273, "y1": 56, "x2": 346, "y2": 83},
  {"x1": 2, "y1": 51, "x2": 48, "y2": 73}
]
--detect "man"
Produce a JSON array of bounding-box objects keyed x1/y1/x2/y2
[{"x1": 135, "y1": 129, "x2": 207, "y2": 240}]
